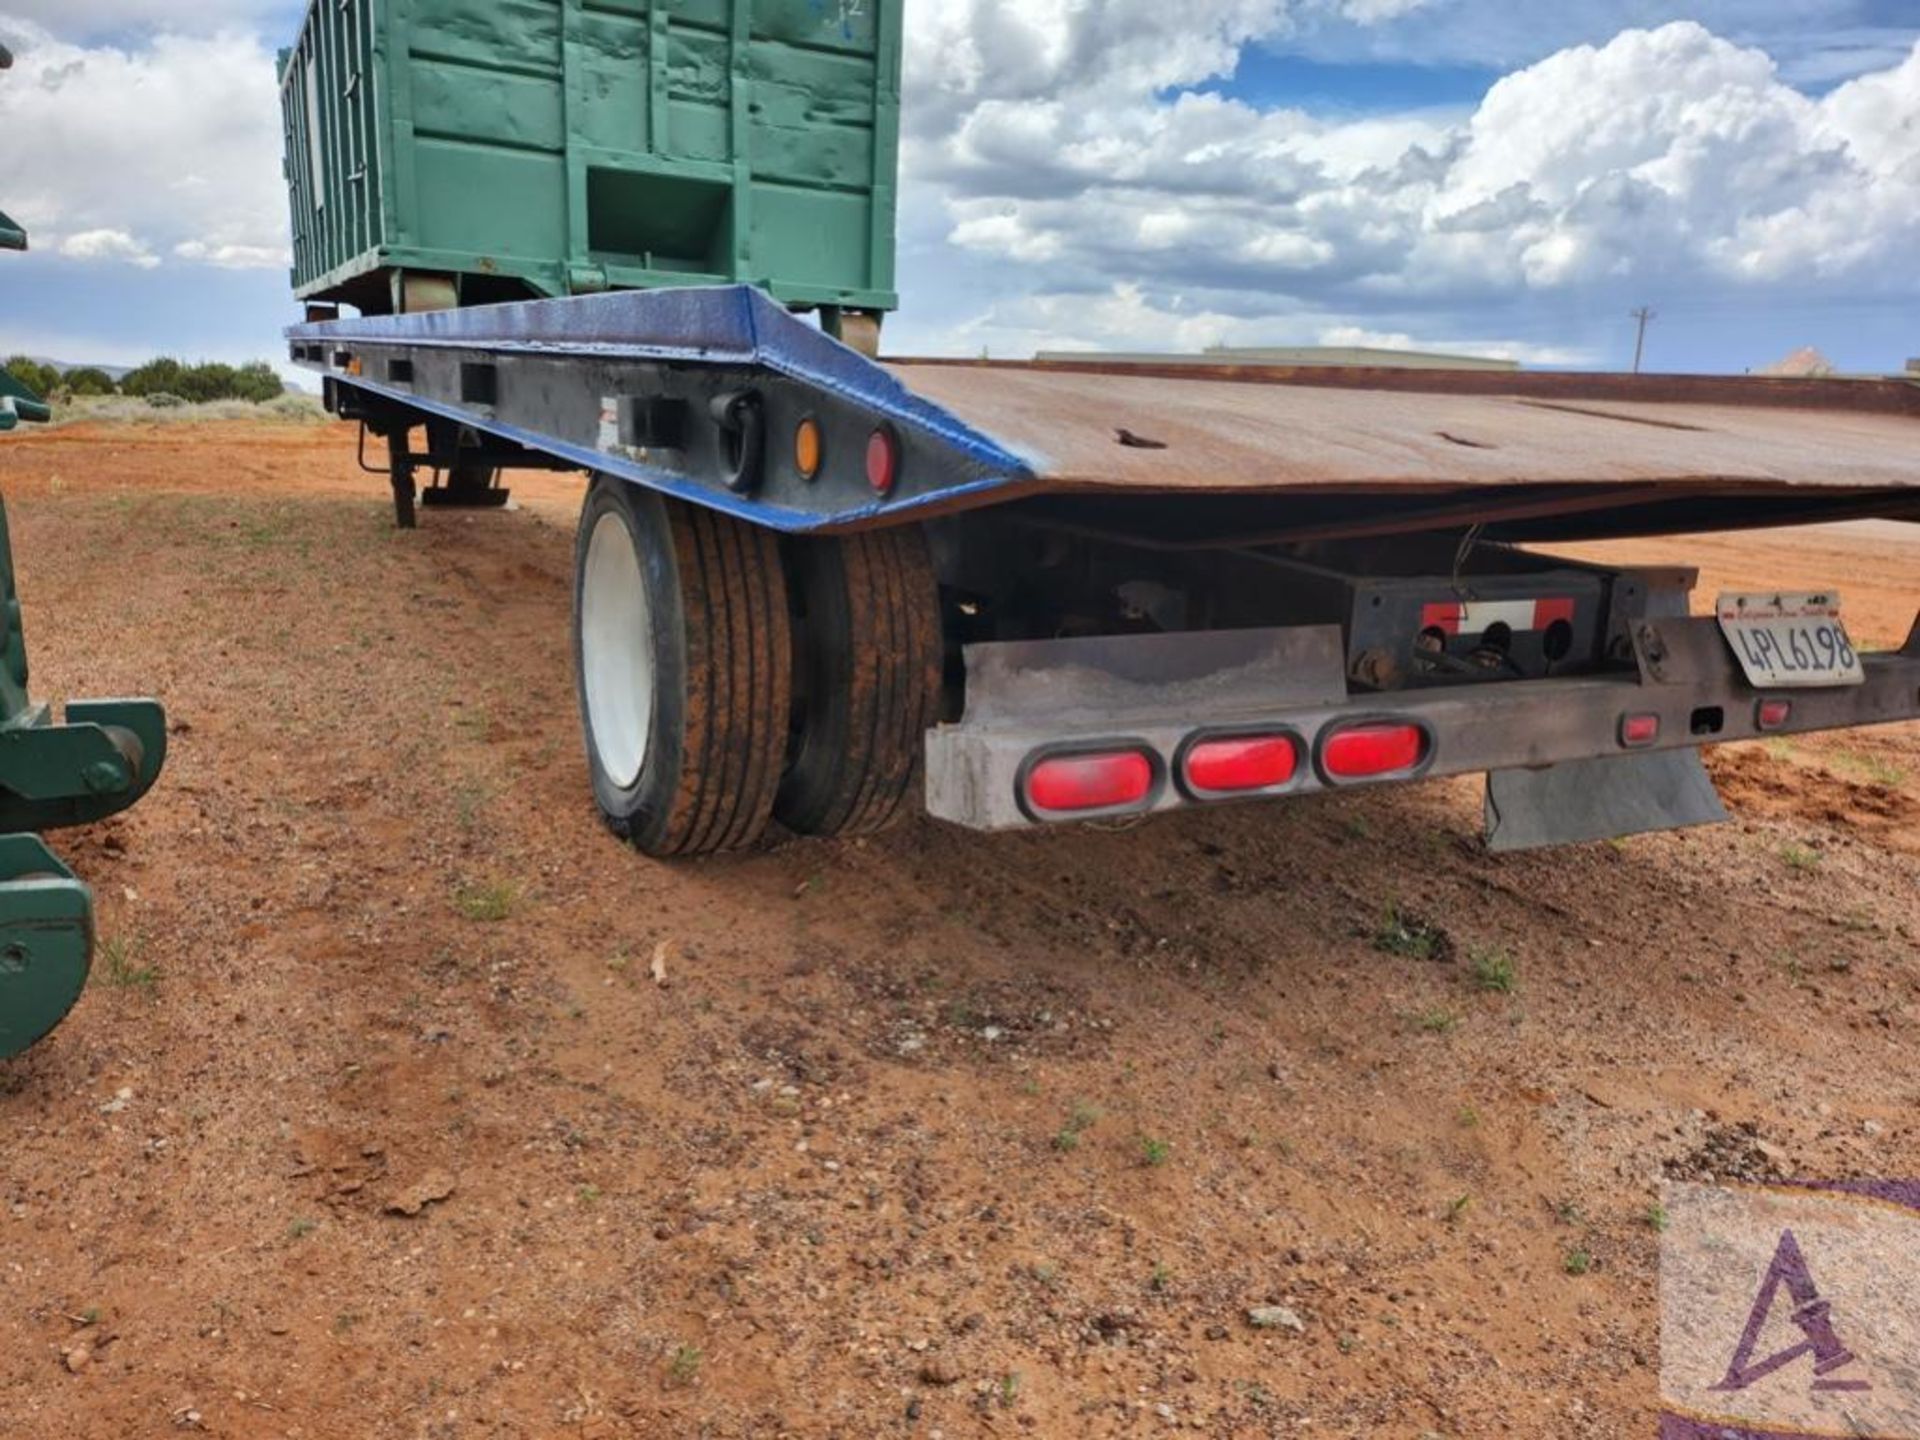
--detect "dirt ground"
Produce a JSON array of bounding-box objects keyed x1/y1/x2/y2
[{"x1": 0, "y1": 418, "x2": 1914, "y2": 1440}]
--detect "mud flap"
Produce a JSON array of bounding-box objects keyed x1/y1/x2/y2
[{"x1": 1484, "y1": 749, "x2": 1729, "y2": 853}]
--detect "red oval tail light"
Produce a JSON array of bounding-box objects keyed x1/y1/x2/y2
[
  {"x1": 1184, "y1": 735, "x2": 1299, "y2": 795},
  {"x1": 1321, "y1": 723, "x2": 1428, "y2": 780},
  {"x1": 1024, "y1": 751, "x2": 1154, "y2": 815}
]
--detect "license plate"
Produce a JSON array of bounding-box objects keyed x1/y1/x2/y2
[{"x1": 1716, "y1": 591, "x2": 1865, "y2": 689}]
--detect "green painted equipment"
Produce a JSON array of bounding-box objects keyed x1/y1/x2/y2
[
  {"x1": 0, "y1": 504, "x2": 168, "y2": 836},
  {"x1": 0, "y1": 368, "x2": 50, "y2": 433},
  {"x1": 0, "y1": 46, "x2": 39, "y2": 434},
  {"x1": 0, "y1": 41, "x2": 168, "y2": 1058},
  {"x1": 0, "y1": 836, "x2": 94, "y2": 1058},
  {"x1": 277, "y1": 0, "x2": 901, "y2": 344},
  {"x1": 0, "y1": 47, "x2": 22, "y2": 258},
  {"x1": 0, "y1": 47, "x2": 41, "y2": 433},
  {"x1": 0, "y1": 47, "x2": 22, "y2": 259}
]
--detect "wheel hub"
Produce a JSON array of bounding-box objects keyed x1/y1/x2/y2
[{"x1": 581, "y1": 510, "x2": 654, "y2": 789}]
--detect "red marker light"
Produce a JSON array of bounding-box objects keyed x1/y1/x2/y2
[
  {"x1": 1024, "y1": 750, "x2": 1154, "y2": 815},
  {"x1": 1756, "y1": 699, "x2": 1792, "y2": 732},
  {"x1": 1321, "y1": 723, "x2": 1428, "y2": 780},
  {"x1": 866, "y1": 425, "x2": 900, "y2": 496},
  {"x1": 1183, "y1": 735, "x2": 1299, "y2": 796},
  {"x1": 1621, "y1": 713, "x2": 1661, "y2": 748}
]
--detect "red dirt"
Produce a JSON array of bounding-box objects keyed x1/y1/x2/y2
[{"x1": 0, "y1": 420, "x2": 1914, "y2": 1439}]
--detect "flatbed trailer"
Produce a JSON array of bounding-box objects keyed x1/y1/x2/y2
[{"x1": 290, "y1": 285, "x2": 1920, "y2": 856}]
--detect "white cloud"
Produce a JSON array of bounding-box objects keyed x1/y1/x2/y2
[
  {"x1": 958, "y1": 282, "x2": 1266, "y2": 355},
  {"x1": 173, "y1": 240, "x2": 289, "y2": 269},
  {"x1": 924, "y1": 280, "x2": 1599, "y2": 365},
  {"x1": 1271, "y1": 0, "x2": 1909, "y2": 81},
  {"x1": 0, "y1": 19, "x2": 290, "y2": 272},
  {"x1": 1315, "y1": 324, "x2": 1592, "y2": 366},
  {"x1": 4, "y1": 0, "x2": 1916, "y2": 376},
  {"x1": 57, "y1": 227, "x2": 157, "y2": 267},
  {"x1": 1816, "y1": 40, "x2": 1920, "y2": 176},
  {"x1": 1335, "y1": 0, "x2": 1433, "y2": 21},
  {"x1": 900, "y1": 0, "x2": 1454, "y2": 144},
  {"x1": 898, "y1": 14, "x2": 1920, "y2": 358},
  {"x1": 950, "y1": 210, "x2": 1064, "y2": 263},
  {"x1": 0, "y1": 1, "x2": 286, "y2": 41},
  {"x1": 904, "y1": 0, "x2": 1288, "y2": 136}
]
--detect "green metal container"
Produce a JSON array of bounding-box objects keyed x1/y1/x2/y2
[{"x1": 278, "y1": 0, "x2": 901, "y2": 320}]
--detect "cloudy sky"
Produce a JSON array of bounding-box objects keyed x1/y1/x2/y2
[{"x1": 1, "y1": 1, "x2": 1917, "y2": 374}]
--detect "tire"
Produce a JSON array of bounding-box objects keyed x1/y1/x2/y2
[
  {"x1": 774, "y1": 526, "x2": 943, "y2": 837},
  {"x1": 573, "y1": 478, "x2": 792, "y2": 857}
]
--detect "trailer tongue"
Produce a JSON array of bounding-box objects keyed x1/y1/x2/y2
[{"x1": 289, "y1": 284, "x2": 1920, "y2": 856}]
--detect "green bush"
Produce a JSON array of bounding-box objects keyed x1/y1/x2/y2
[
  {"x1": 177, "y1": 362, "x2": 236, "y2": 404},
  {"x1": 120, "y1": 357, "x2": 285, "y2": 404},
  {"x1": 119, "y1": 357, "x2": 186, "y2": 398},
  {"x1": 231, "y1": 362, "x2": 284, "y2": 403},
  {"x1": 61, "y1": 367, "x2": 118, "y2": 397},
  {"x1": 3, "y1": 356, "x2": 58, "y2": 399}
]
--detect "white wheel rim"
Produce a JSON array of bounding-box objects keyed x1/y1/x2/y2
[{"x1": 581, "y1": 509, "x2": 654, "y2": 790}]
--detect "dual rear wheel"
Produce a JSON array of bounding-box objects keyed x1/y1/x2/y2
[{"x1": 572, "y1": 477, "x2": 941, "y2": 857}]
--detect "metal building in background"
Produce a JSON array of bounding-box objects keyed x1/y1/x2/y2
[{"x1": 1035, "y1": 345, "x2": 1523, "y2": 372}]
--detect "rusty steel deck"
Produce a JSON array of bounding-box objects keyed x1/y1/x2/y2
[
  {"x1": 294, "y1": 285, "x2": 1920, "y2": 542},
  {"x1": 891, "y1": 361, "x2": 1920, "y2": 497}
]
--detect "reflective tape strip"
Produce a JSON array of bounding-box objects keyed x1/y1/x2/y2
[
  {"x1": 1532, "y1": 597, "x2": 1576, "y2": 628},
  {"x1": 1421, "y1": 598, "x2": 1573, "y2": 636}
]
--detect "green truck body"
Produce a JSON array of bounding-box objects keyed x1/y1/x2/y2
[{"x1": 278, "y1": 0, "x2": 902, "y2": 319}]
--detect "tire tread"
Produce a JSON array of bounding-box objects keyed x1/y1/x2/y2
[
  {"x1": 775, "y1": 526, "x2": 940, "y2": 838},
  {"x1": 652, "y1": 501, "x2": 791, "y2": 856}
]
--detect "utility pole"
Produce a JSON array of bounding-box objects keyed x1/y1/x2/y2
[{"x1": 1629, "y1": 305, "x2": 1657, "y2": 374}]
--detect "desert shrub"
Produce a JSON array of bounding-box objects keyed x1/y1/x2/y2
[
  {"x1": 3, "y1": 356, "x2": 58, "y2": 398},
  {"x1": 120, "y1": 357, "x2": 186, "y2": 397},
  {"x1": 123, "y1": 357, "x2": 283, "y2": 403},
  {"x1": 265, "y1": 392, "x2": 326, "y2": 422},
  {"x1": 61, "y1": 367, "x2": 117, "y2": 396},
  {"x1": 231, "y1": 362, "x2": 285, "y2": 402}
]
